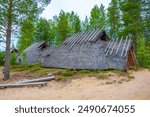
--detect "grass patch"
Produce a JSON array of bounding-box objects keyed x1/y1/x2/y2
[
  {"x1": 97, "y1": 73, "x2": 108, "y2": 80},
  {"x1": 10, "y1": 65, "x2": 137, "y2": 82},
  {"x1": 112, "y1": 70, "x2": 127, "y2": 76},
  {"x1": 56, "y1": 76, "x2": 71, "y2": 81},
  {"x1": 127, "y1": 74, "x2": 134, "y2": 81},
  {"x1": 56, "y1": 69, "x2": 77, "y2": 77}
]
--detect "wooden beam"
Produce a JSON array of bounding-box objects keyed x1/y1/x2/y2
[
  {"x1": 0, "y1": 82, "x2": 48, "y2": 89},
  {"x1": 17, "y1": 76, "x2": 55, "y2": 84},
  {"x1": 130, "y1": 49, "x2": 136, "y2": 65}
]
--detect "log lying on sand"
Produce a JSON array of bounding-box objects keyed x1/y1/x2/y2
[
  {"x1": 17, "y1": 76, "x2": 55, "y2": 84},
  {"x1": 0, "y1": 82, "x2": 48, "y2": 89}
]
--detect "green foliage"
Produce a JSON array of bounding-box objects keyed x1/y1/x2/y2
[
  {"x1": 49, "y1": 18, "x2": 58, "y2": 45},
  {"x1": 67, "y1": 11, "x2": 81, "y2": 34},
  {"x1": 56, "y1": 70, "x2": 77, "y2": 77},
  {"x1": 0, "y1": 51, "x2": 5, "y2": 65},
  {"x1": 141, "y1": 0, "x2": 150, "y2": 45},
  {"x1": 89, "y1": 4, "x2": 106, "y2": 29},
  {"x1": 107, "y1": 0, "x2": 121, "y2": 37},
  {"x1": 21, "y1": 52, "x2": 28, "y2": 69},
  {"x1": 137, "y1": 39, "x2": 150, "y2": 68},
  {"x1": 57, "y1": 10, "x2": 70, "y2": 44},
  {"x1": 119, "y1": 0, "x2": 143, "y2": 46},
  {"x1": 81, "y1": 16, "x2": 90, "y2": 31},
  {"x1": 34, "y1": 18, "x2": 51, "y2": 43},
  {"x1": 10, "y1": 53, "x2": 17, "y2": 65},
  {"x1": 18, "y1": 19, "x2": 35, "y2": 52}
]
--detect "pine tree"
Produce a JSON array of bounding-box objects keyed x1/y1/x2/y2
[
  {"x1": 107, "y1": 0, "x2": 120, "y2": 38},
  {"x1": 81, "y1": 16, "x2": 90, "y2": 31},
  {"x1": 119, "y1": 0, "x2": 143, "y2": 46},
  {"x1": 141, "y1": 0, "x2": 150, "y2": 45},
  {"x1": 17, "y1": 19, "x2": 35, "y2": 52},
  {"x1": 67, "y1": 11, "x2": 81, "y2": 35},
  {"x1": 57, "y1": 10, "x2": 70, "y2": 44},
  {"x1": 89, "y1": 4, "x2": 106, "y2": 29},
  {"x1": 34, "y1": 18, "x2": 51, "y2": 44}
]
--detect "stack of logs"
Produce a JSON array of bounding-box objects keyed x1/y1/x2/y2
[{"x1": 0, "y1": 74, "x2": 55, "y2": 89}]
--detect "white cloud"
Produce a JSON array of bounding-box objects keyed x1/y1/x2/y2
[{"x1": 41, "y1": 0, "x2": 111, "y2": 20}]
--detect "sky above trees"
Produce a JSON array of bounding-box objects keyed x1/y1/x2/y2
[{"x1": 41, "y1": 0, "x2": 111, "y2": 20}]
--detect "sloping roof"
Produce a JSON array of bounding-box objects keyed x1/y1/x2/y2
[
  {"x1": 41, "y1": 29, "x2": 135, "y2": 71},
  {"x1": 104, "y1": 37, "x2": 133, "y2": 57},
  {"x1": 63, "y1": 29, "x2": 109, "y2": 49},
  {"x1": 42, "y1": 45, "x2": 57, "y2": 57},
  {"x1": 24, "y1": 41, "x2": 46, "y2": 52},
  {"x1": 10, "y1": 48, "x2": 18, "y2": 54},
  {"x1": 18, "y1": 41, "x2": 48, "y2": 65}
]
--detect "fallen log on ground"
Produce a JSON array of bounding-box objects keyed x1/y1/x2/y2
[
  {"x1": 17, "y1": 76, "x2": 55, "y2": 84},
  {"x1": 0, "y1": 82, "x2": 48, "y2": 89}
]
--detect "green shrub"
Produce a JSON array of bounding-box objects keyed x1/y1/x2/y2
[
  {"x1": 10, "y1": 53, "x2": 17, "y2": 65},
  {"x1": 0, "y1": 51, "x2": 5, "y2": 65},
  {"x1": 56, "y1": 70, "x2": 77, "y2": 77},
  {"x1": 21, "y1": 51, "x2": 28, "y2": 69},
  {"x1": 137, "y1": 39, "x2": 150, "y2": 68}
]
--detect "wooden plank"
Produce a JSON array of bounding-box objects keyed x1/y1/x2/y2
[
  {"x1": 106, "y1": 39, "x2": 115, "y2": 56},
  {"x1": 77, "y1": 31, "x2": 88, "y2": 44},
  {"x1": 82, "y1": 30, "x2": 95, "y2": 43},
  {"x1": 69, "y1": 32, "x2": 83, "y2": 45},
  {"x1": 88, "y1": 29, "x2": 99, "y2": 41},
  {"x1": 0, "y1": 82, "x2": 48, "y2": 89},
  {"x1": 130, "y1": 49, "x2": 136, "y2": 65},
  {"x1": 17, "y1": 76, "x2": 55, "y2": 84},
  {"x1": 105, "y1": 40, "x2": 112, "y2": 52},
  {"x1": 115, "y1": 36, "x2": 123, "y2": 55},
  {"x1": 69, "y1": 32, "x2": 87, "y2": 49},
  {"x1": 91, "y1": 28, "x2": 104, "y2": 41},
  {"x1": 79, "y1": 31, "x2": 91, "y2": 44},
  {"x1": 110, "y1": 38, "x2": 118, "y2": 55},
  {"x1": 124, "y1": 39, "x2": 131, "y2": 57},
  {"x1": 121, "y1": 36, "x2": 128, "y2": 56}
]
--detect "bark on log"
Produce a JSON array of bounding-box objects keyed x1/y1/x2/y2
[
  {"x1": 0, "y1": 82, "x2": 48, "y2": 89},
  {"x1": 17, "y1": 76, "x2": 55, "y2": 84}
]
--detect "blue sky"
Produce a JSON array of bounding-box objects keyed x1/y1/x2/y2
[{"x1": 41, "y1": 0, "x2": 111, "y2": 20}]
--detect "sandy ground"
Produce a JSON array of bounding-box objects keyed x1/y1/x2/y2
[{"x1": 0, "y1": 68, "x2": 150, "y2": 100}]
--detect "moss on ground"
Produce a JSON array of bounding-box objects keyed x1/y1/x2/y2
[{"x1": 10, "y1": 65, "x2": 135, "y2": 82}]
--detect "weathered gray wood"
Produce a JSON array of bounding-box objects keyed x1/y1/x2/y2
[
  {"x1": 82, "y1": 30, "x2": 95, "y2": 43},
  {"x1": 0, "y1": 82, "x2": 48, "y2": 88},
  {"x1": 106, "y1": 39, "x2": 115, "y2": 56},
  {"x1": 105, "y1": 40, "x2": 112, "y2": 52},
  {"x1": 91, "y1": 28, "x2": 103, "y2": 41},
  {"x1": 110, "y1": 38, "x2": 118, "y2": 55},
  {"x1": 124, "y1": 39, "x2": 131, "y2": 56},
  {"x1": 121, "y1": 36, "x2": 128, "y2": 56},
  {"x1": 115, "y1": 36, "x2": 123, "y2": 55},
  {"x1": 17, "y1": 76, "x2": 55, "y2": 84}
]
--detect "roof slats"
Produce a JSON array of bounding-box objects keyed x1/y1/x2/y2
[
  {"x1": 69, "y1": 32, "x2": 88, "y2": 49},
  {"x1": 110, "y1": 38, "x2": 118, "y2": 55},
  {"x1": 105, "y1": 36, "x2": 132, "y2": 57},
  {"x1": 115, "y1": 37, "x2": 123, "y2": 55},
  {"x1": 121, "y1": 36, "x2": 128, "y2": 56},
  {"x1": 88, "y1": 29, "x2": 100, "y2": 41},
  {"x1": 106, "y1": 39, "x2": 115, "y2": 56},
  {"x1": 81, "y1": 30, "x2": 96, "y2": 43},
  {"x1": 124, "y1": 39, "x2": 131, "y2": 57},
  {"x1": 63, "y1": 29, "x2": 103, "y2": 49},
  {"x1": 68, "y1": 32, "x2": 83, "y2": 46}
]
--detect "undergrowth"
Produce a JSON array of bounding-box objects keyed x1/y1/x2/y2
[{"x1": 10, "y1": 65, "x2": 136, "y2": 82}]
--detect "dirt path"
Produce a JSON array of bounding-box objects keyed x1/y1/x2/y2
[{"x1": 0, "y1": 68, "x2": 150, "y2": 100}]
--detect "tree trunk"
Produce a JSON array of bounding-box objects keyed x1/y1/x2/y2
[{"x1": 4, "y1": 0, "x2": 13, "y2": 81}]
